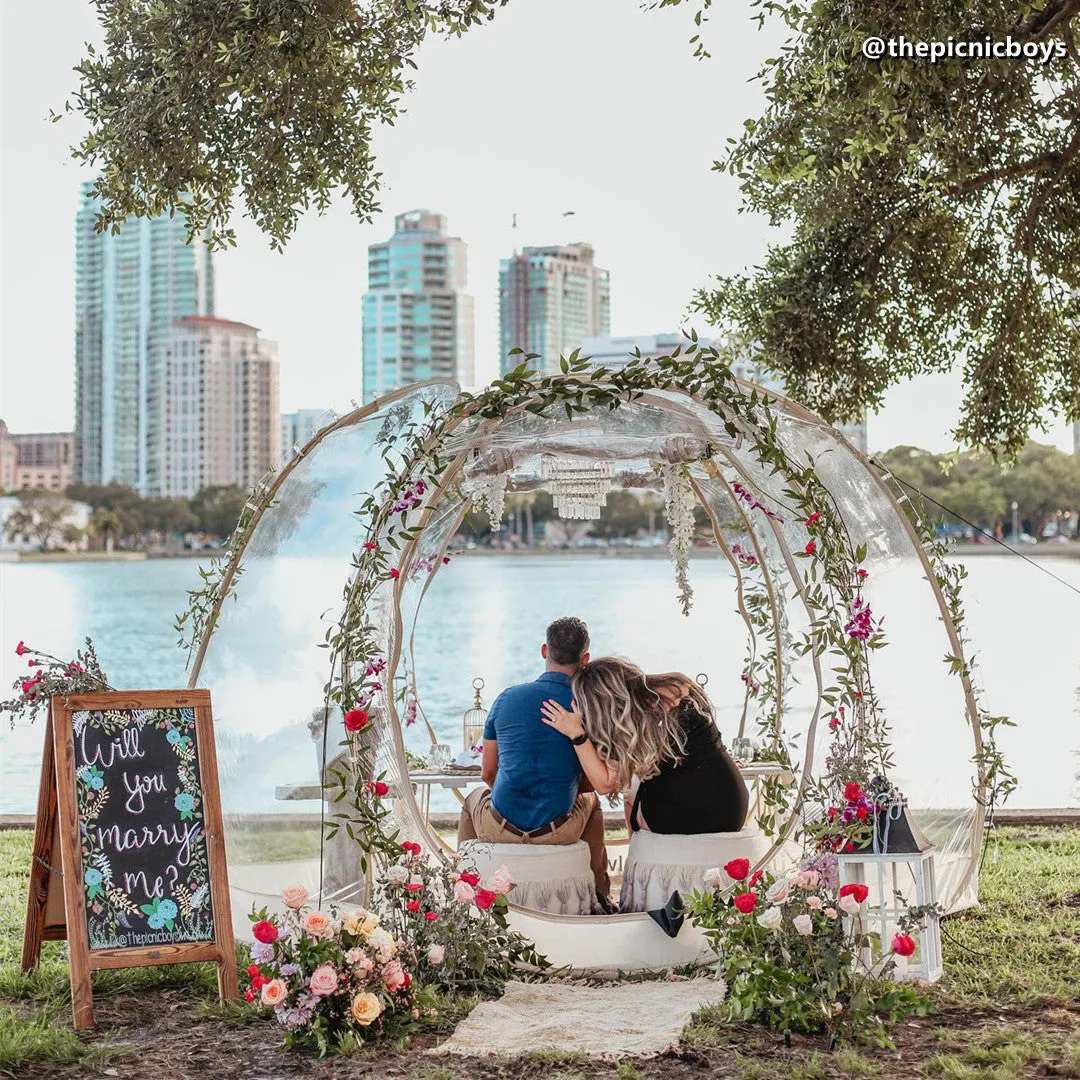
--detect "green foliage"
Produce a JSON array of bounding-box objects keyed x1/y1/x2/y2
[
  {"x1": 876, "y1": 442, "x2": 1080, "y2": 533},
  {"x1": 67, "y1": 0, "x2": 507, "y2": 251},
  {"x1": 1, "y1": 490, "x2": 74, "y2": 551},
  {"x1": 689, "y1": 1, "x2": 1080, "y2": 459}
]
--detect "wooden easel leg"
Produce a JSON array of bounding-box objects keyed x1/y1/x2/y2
[
  {"x1": 22, "y1": 710, "x2": 59, "y2": 972},
  {"x1": 216, "y1": 948, "x2": 239, "y2": 1004}
]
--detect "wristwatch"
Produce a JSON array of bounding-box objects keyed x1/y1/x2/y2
[{"x1": 569, "y1": 732, "x2": 589, "y2": 746}]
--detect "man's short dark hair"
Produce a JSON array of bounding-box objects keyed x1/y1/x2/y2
[{"x1": 546, "y1": 616, "x2": 590, "y2": 666}]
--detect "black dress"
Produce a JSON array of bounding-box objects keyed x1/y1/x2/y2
[{"x1": 630, "y1": 701, "x2": 749, "y2": 834}]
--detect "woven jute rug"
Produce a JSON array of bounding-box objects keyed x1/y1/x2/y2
[{"x1": 427, "y1": 978, "x2": 727, "y2": 1058}]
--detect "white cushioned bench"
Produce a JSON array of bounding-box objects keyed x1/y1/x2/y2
[
  {"x1": 620, "y1": 828, "x2": 770, "y2": 912},
  {"x1": 458, "y1": 839, "x2": 595, "y2": 915}
]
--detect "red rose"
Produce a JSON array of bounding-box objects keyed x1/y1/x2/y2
[
  {"x1": 844, "y1": 841, "x2": 855, "y2": 852},
  {"x1": 21, "y1": 680, "x2": 35, "y2": 694},
  {"x1": 804, "y1": 540, "x2": 816, "y2": 555},
  {"x1": 853, "y1": 691, "x2": 863, "y2": 700},
  {"x1": 748, "y1": 870, "x2": 763, "y2": 889},
  {"x1": 828, "y1": 717, "x2": 841, "y2": 731},
  {"x1": 406, "y1": 900, "x2": 420, "y2": 912},
  {"x1": 403, "y1": 972, "x2": 412, "y2": 989},
  {"x1": 732, "y1": 891, "x2": 758, "y2": 914},
  {"x1": 424, "y1": 911, "x2": 437, "y2": 922},
  {"x1": 839, "y1": 883, "x2": 869, "y2": 903},
  {"x1": 405, "y1": 882, "x2": 423, "y2": 892},
  {"x1": 247, "y1": 963, "x2": 260, "y2": 978},
  {"x1": 855, "y1": 805, "x2": 868, "y2": 821},
  {"x1": 857, "y1": 569, "x2": 868, "y2": 579},
  {"x1": 389, "y1": 568, "x2": 400, "y2": 580},
  {"x1": 364, "y1": 542, "x2": 376, "y2": 550},
  {"x1": 474, "y1": 889, "x2": 496, "y2": 910},
  {"x1": 843, "y1": 781, "x2": 862, "y2": 803},
  {"x1": 458, "y1": 871, "x2": 480, "y2": 887},
  {"x1": 442, "y1": 556, "x2": 450, "y2": 564},
  {"x1": 827, "y1": 806, "x2": 838, "y2": 819},
  {"x1": 891, "y1": 933, "x2": 916, "y2": 957},
  {"x1": 251, "y1": 974, "x2": 268, "y2": 989},
  {"x1": 252, "y1": 919, "x2": 279, "y2": 944},
  {"x1": 372, "y1": 781, "x2": 389, "y2": 797},
  {"x1": 244, "y1": 987, "x2": 257, "y2": 1002},
  {"x1": 723, "y1": 858, "x2": 750, "y2": 881},
  {"x1": 15, "y1": 641, "x2": 26, "y2": 656},
  {"x1": 344, "y1": 709, "x2": 369, "y2": 732},
  {"x1": 806, "y1": 512, "x2": 822, "y2": 525},
  {"x1": 401, "y1": 841, "x2": 421, "y2": 855}
]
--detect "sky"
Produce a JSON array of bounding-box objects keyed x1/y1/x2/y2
[{"x1": 0, "y1": 0, "x2": 1074, "y2": 454}]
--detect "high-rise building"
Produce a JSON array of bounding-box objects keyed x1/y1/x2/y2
[
  {"x1": 75, "y1": 180, "x2": 214, "y2": 493},
  {"x1": 499, "y1": 243, "x2": 610, "y2": 375},
  {"x1": 161, "y1": 317, "x2": 280, "y2": 498},
  {"x1": 580, "y1": 333, "x2": 870, "y2": 453},
  {"x1": 361, "y1": 210, "x2": 475, "y2": 401},
  {"x1": 281, "y1": 409, "x2": 333, "y2": 459}
]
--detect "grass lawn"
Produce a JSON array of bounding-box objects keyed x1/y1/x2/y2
[{"x1": 1, "y1": 826, "x2": 1078, "y2": 1079}]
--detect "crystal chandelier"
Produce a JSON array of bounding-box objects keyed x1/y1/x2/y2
[{"x1": 542, "y1": 455, "x2": 615, "y2": 520}]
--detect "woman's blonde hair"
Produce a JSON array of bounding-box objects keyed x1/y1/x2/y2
[{"x1": 571, "y1": 658, "x2": 711, "y2": 795}]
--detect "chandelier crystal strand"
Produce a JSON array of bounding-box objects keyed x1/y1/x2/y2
[
  {"x1": 542, "y1": 455, "x2": 615, "y2": 520},
  {"x1": 461, "y1": 472, "x2": 508, "y2": 531}
]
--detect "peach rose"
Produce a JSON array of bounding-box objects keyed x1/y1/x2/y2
[
  {"x1": 281, "y1": 884, "x2": 309, "y2": 910},
  {"x1": 807, "y1": 895, "x2": 823, "y2": 910},
  {"x1": 351, "y1": 992, "x2": 382, "y2": 1026},
  {"x1": 824, "y1": 907, "x2": 838, "y2": 919},
  {"x1": 453, "y1": 880, "x2": 476, "y2": 904},
  {"x1": 359, "y1": 913, "x2": 380, "y2": 935},
  {"x1": 309, "y1": 963, "x2": 339, "y2": 997},
  {"x1": 302, "y1": 910, "x2": 334, "y2": 939},
  {"x1": 260, "y1": 978, "x2": 288, "y2": 1007},
  {"x1": 366, "y1": 927, "x2": 396, "y2": 960}
]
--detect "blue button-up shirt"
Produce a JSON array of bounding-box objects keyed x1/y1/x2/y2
[{"x1": 483, "y1": 671, "x2": 580, "y2": 832}]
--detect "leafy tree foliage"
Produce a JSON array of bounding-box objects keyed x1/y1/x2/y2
[
  {"x1": 68, "y1": 0, "x2": 507, "y2": 250},
  {"x1": 686, "y1": 0, "x2": 1080, "y2": 458},
  {"x1": 876, "y1": 440, "x2": 1080, "y2": 534},
  {"x1": 2, "y1": 491, "x2": 75, "y2": 550}
]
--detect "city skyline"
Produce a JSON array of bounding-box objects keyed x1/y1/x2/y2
[{"x1": 1, "y1": 1, "x2": 1075, "y2": 455}]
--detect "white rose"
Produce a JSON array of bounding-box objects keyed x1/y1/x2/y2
[
  {"x1": 792, "y1": 913, "x2": 814, "y2": 936},
  {"x1": 703, "y1": 867, "x2": 724, "y2": 889},
  {"x1": 838, "y1": 894, "x2": 861, "y2": 916},
  {"x1": 766, "y1": 880, "x2": 790, "y2": 905},
  {"x1": 427, "y1": 943, "x2": 445, "y2": 966},
  {"x1": 384, "y1": 864, "x2": 409, "y2": 887},
  {"x1": 756, "y1": 906, "x2": 783, "y2": 931}
]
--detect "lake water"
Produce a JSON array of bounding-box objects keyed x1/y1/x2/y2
[{"x1": 1, "y1": 553, "x2": 1077, "y2": 812}]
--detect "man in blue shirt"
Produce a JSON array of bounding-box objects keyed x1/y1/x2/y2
[{"x1": 457, "y1": 616, "x2": 611, "y2": 908}]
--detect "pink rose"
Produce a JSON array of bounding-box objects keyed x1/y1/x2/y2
[
  {"x1": 301, "y1": 910, "x2": 334, "y2": 939},
  {"x1": 282, "y1": 884, "x2": 309, "y2": 910},
  {"x1": 486, "y1": 865, "x2": 513, "y2": 896},
  {"x1": 806, "y1": 895, "x2": 823, "y2": 910},
  {"x1": 453, "y1": 880, "x2": 476, "y2": 904},
  {"x1": 824, "y1": 907, "x2": 838, "y2": 919},
  {"x1": 309, "y1": 963, "x2": 339, "y2": 997},
  {"x1": 381, "y1": 959, "x2": 407, "y2": 991},
  {"x1": 427, "y1": 944, "x2": 445, "y2": 966},
  {"x1": 838, "y1": 894, "x2": 862, "y2": 916},
  {"x1": 260, "y1": 978, "x2": 288, "y2": 1006}
]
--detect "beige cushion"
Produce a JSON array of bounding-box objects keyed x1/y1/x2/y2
[{"x1": 458, "y1": 839, "x2": 594, "y2": 915}]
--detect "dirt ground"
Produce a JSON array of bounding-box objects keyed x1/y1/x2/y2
[{"x1": 14, "y1": 990, "x2": 1080, "y2": 1080}]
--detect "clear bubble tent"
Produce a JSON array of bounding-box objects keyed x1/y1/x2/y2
[{"x1": 183, "y1": 350, "x2": 1010, "y2": 964}]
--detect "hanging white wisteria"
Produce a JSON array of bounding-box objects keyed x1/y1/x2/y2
[
  {"x1": 662, "y1": 461, "x2": 696, "y2": 615},
  {"x1": 461, "y1": 472, "x2": 509, "y2": 531}
]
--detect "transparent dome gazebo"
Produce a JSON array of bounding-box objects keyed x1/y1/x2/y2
[{"x1": 186, "y1": 355, "x2": 1002, "y2": 965}]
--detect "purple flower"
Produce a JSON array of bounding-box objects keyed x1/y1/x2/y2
[
  {"x1": 279, "y1": 962, "x2": 300, "y2": 977},
  {"x1": 250, "y1": 940, "x2": 274, "y2": 964},
  {"x1": 844, "y1": 599, "x2": 875, "y2": 641}
]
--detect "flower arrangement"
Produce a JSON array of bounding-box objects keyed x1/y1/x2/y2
[
  {"x1": 375, "y1": 841, "x2": 548, "y2": 993},
  {"x1": 1, "y1": 638, "x2": 111, "y2": 727},
  {"x1": 687, "y1": 859, "x2": 931, "y2": 1046},
  {"x1": 662, "y1": 462, "x2": 697, "y2": 615},
  {"x1": 246, "y1": 888, "x2": 415, "y2": 1055}
]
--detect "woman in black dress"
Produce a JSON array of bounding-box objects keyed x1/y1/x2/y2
[{"x1": 539, "y1": 657, "x2": 748, "y2": 835}]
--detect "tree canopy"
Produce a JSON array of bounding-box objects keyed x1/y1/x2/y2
[
  {"x1": 68, "y1": 0, "x2": 506, "y2": 251},
  {"x1": 69, "y1": 1, "x2": 1080, "y2": 456},
  {"x1": 689, "y1": 0, "x2": 1080, "y2": 458}
]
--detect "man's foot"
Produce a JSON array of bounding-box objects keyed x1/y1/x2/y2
[{"x1": 594, "y1": 892, "x2": 620, "y2": 915}]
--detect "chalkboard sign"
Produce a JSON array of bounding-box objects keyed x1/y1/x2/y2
[{"x1": 22, "y1": 691, "x2": 237, "y2": 1029}]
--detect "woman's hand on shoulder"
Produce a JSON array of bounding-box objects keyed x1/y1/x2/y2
[{"x1": 540, "y1": 699, "x2": 586, "y2": 741}]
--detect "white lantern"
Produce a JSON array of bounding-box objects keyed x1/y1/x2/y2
[
  {"x1": 462, "y1": 677, "x2": 488, "y2": 752},
  {"x1": 836, "y1": 791, "x2": 943, "y2": 984}
]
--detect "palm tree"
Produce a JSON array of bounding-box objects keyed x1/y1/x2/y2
[{"x1": 90, "y1": 508, "x2": 123, "y2": 553}]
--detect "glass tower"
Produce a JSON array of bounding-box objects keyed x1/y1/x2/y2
[
  {"x1": 361, "y1": 210, "x2": 475, "y2": 401},
  {"x1": 498, "y1": 243, "x2": 610, "y2": 376},
  {"x1": 74, "y1": 181, "x2": 214, "y2": 492}
]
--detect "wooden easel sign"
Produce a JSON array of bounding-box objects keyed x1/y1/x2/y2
[{"x1": 22, "y1": 690, "x2": 238, "y2": 1029}]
